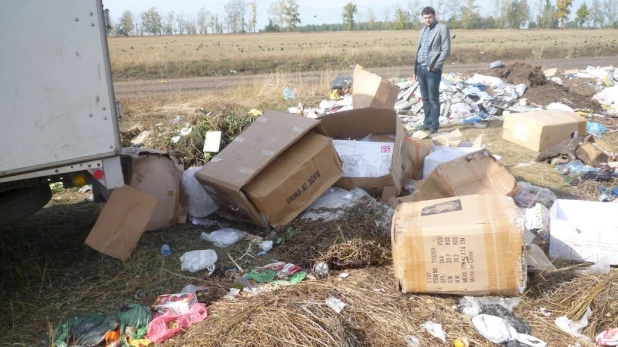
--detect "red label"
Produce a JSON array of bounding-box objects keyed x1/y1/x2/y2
[{"x1": 381, "y1": 145, "x2": 391, "y2": 153}]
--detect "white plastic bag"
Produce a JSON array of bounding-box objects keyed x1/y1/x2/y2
[
  {"x1": 200, "y1": 228, "x2": 247, "y2": 248},
  {"x1": 182, "y1": 167, "x2": 219, "y2": 218},
  {"x1": 179, "y1": 250, "x2": 217, "y2": 273},
  {"x1": 473, "y1": 314, "x2": 547, "y2": 346},
  {"x1": 555, "y1": 307, "x2": 592, "y2": 340},
  {"x1": 325, "y1": 297, "x2": 347, "y2": 313},
  {"x1": 420, "y1": 321, "x2": 446, "y2": 342}
]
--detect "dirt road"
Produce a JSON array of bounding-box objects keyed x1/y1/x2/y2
[{"x1": 113, "y1": 56, "x2": 617, "y2": 98}]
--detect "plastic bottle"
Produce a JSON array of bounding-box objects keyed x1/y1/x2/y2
[{"x1": 161, "y1": 244, "x2": 171, "y2": 257}]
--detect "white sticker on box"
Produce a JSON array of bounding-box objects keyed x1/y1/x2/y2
[
  {"x1": 512, "y1": 124, "x2": 529, "y2": 142},
  {"x1": 333, "y1": 140, "x2": 393, "y2": 178}
]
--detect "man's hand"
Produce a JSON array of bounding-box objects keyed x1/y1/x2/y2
[{"x1": 430, "y1": 66, "x2": 436, "y2": 72}]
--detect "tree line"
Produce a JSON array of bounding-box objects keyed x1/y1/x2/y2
[{"x1": 109, "y1": 0, "x2": 618, "y2": 36}]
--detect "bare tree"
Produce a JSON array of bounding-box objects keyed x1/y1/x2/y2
[
  {"x1": 175, "y1": 12, "x2": 185, "y2": 34},
  {"x1": 225, "y1": 0, "x2": 249, "y2": 33},
  {"x1": 164, "y1": 10, "x2": 175, "y2": 35},
  {"x1": 367, "y1": 8, "x2": 377, "y2": 29},
  {"x1": 248, "y1": 1, "x2": 258, "y2": 32},
  {"x1": 197, "y1": 8, "x2": 209, "y2": 34},
  {"x1": 269, "y1": 0, "x2": 286, "y2": 31},
  {"x1": 383, "y1": 6, "x2": 392, "y2": 29},
  {"x1": 185, "y1": 18, "x2": 197, "y2": 34}
]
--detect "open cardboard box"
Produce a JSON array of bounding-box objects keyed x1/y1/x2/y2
[{"x1": 195, "y1": 111, "x2": 343, "y2": 228}]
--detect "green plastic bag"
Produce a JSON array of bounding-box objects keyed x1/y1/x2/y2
[
  {"x1": 51, "y1": 312, "x2": 119, "y2": 347},
  {"x1": 118, "y1": 304, "x2": 151, "y2": 347}
]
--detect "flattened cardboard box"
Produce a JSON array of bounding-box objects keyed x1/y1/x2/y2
[
  {"x1": 121, "y1": 148, "x2": 184, "y2": 231},
  {"x1": 319, "y1": 107, "x2": 414, "y2": 197},
  {"x1": 391, "y1": 194, "x2": 526, "y2": 295},
  {"x1": 576, "y1": 136, "x2": 616, "y2": 167},
  {"x1": 194, "y1": 111, "x2": 343, "y2": 228},
  {"x1": 85, "y1": 185, "x2": 158, "y2": 261},
  {"x1": 416, "y1": 150, "x2": 519, "y2": 202},
  {"x1": 352, "y1": 65, "x2": 399, "y2": 109},
  {"x1": 502, "y1": 110, "x2": 587, "y2": 152}
]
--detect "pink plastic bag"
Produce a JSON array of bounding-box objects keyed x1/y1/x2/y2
[
  {"x1": 597, "y1": 328, "x2": 618, "y2": 346},
  {"x1": 146, "y1": 303, "x2": 208, "y2": 343}
]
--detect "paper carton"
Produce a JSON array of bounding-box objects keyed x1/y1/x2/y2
[
  {"x1": 575, "y1": 136, "x2": 616, "y2": 167},
  {"x1": 195, "y1": 112, "x2": 343, "y2": 228},
  {"x1": 502, "y1": 110, "x2": 587, "y2": 152},
  {"x1": 352, "y1": 65, "x2": 399, "y2": 109},
  {"x1": 85, "y1": 185, "x2": 158, "y2": 261},
  {"x1": 121, "y1": 148, "x2": 184, "y2": 230},
  {"x1": 391, "y1": 194, "x2": 526, "y2": 295},
  {"x1": 549, "y1": 199, "x2": 618, "y2": 264},
  {"x1": 416, "y1": 150, "x2": 519, "y2": 202},
  {"x1": 319, "y1": 107, "x2": 414, "y2": 196}
]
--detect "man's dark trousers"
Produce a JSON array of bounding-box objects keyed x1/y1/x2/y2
[{"x1": 416, "y1": 62, "x2": 441, "y2": 132}]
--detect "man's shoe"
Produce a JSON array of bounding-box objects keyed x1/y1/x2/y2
[
  {"x1": 430, "y1": 129, "x2": 438, "y2": 134},
  {"x1": 422, "y1": 127, "x2": 430, "y2": 131}
]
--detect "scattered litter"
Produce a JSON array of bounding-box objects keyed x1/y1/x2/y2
[
  {"x1": 283, "y1": 87, "x2": 296, "y2": 100},
  {"x1": 78, "y1": 185, "x2": 92, "y2": 193},
  {"x1": 547, "y1": 102, "x2": 575, "y2": 112},
  {"x1": 597, "y1": 328, "x2": 618, "y2": 346},
  {"x1": 473, "y1": 314, "x2": 547, "y2": 346},
  {"x1": 454, "y1": 296, "x2": 520, "y2": 318},
  {"x1": 313, "y1": 261, "x2": 329, "y2": 276},
  {"x1": 248, "y1": 109, "x2": 262, "y2": 116},
  {"x1": 540, "y1": 307, "x2": 552, "y2": 317},
  {"x1": 171, "y1": 135, "x2": 181, "y2": 143},
  {"x1": 575, "y1": 257, "x2": 611, "y2": 275},
  {"x1": 338, "y1": 272, "x2": 349, "y2": 278},
  {"x1": 201, "y1": 228, "x2": 247, "y2": 248},
  {"x1": 330, "y1": 75, "x2": 353, "y2": 93},
  {"x1": 179, "y1": 250, "x2": 217, "y2": 273},
  {"x1": 490, "y1": 60, "x2": 505, "y2": 69},
  {"x1": 180, "y1": 284, "x2": 205, "y2": 294},
  {"x1": 203, "y1": 131, "x2": 222, "y2": 152},
  {"x1": 454, "y1": 337, "x2": 470, "y2": 347},
  {"x1": 325, "y1": 297, "x2": 346, "y2": 313},
  {"x1": 403, "y1": 335, "x2": 420, "y2": 346},
  {"x1": 160, "y1": 244, "x2": 171, "y2": 257},
  {"x1": 524, "y1": 203, "x2": 550, "y2": 239},
  {"x1": 146, "y1": 303, "x2": 208, "y2": 343},
  {"x1": 587, "y1": 120, "x2": 608, "y2": 135},
  {"x1": 151, "y1": 292, "x2": 197, "y2": 315},
  {"x1": 223, "y1": 288, "x2": 241, "y2": 300},
  {"x1": 420, "y1": 321, "x2": 446, "y2": 343},
  {"x1": 182, "y1": 168, "x2": 219, "y2": 218},
  {"x1": 259, "y1": 240, "x2": 273, "y2": 253},
  {"x1": 555, "y1": 307, "x2": 593, "y2": 340},
  {"x1": 179, "y1": 124, "x2": 192, "y2": 136},
  {"x1": 188, "y1": 216, "x2": 219, "y2": 227},
  {"x1": 513, "y1": 181, "x2": 557, "y2": 208},
  {"x1": 131, "y1": 131, "x2": 150, "y2": 145}
]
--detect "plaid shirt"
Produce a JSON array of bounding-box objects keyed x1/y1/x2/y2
[{"x1": 417, "y1": 22, "x2": 437, "y2": 65}]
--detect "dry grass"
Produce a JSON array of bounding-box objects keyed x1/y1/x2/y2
[{"x1": 109, "y1": 29, "x2": 618, "y2": 80}]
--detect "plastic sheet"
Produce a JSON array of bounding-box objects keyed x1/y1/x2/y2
[
  {"x1": 200, "y1": 228, "x2": 247, "y2": 248},
  {"x1": 513, "y1": 182, "x2": 557, "y2": 208},
  {"x1": 179, "y1": 250, "x2": 217, "y2": 273},
  {"x1": 182, "y1": 168, "x2": 219, "y2": 218}
]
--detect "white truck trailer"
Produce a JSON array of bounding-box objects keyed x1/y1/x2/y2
[{"x1": 0, "y1": 0, "x2": 124, "y2": 225}]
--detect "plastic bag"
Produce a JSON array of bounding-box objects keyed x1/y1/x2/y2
[
  {"x1": 597, "y1": 328, "x2": 618, "y2": 346},
  {"x1": 555, "y1": 307, "x2": 592, "y2": 340},
  {"x1": 179, "y1": 250, "x2": 217, "y2": 273},
  {"x1": 490, "y1": 61, "x2": 505, "y2": 69},
  {"x1": 330, "y1": 75, "x2": 353, "y2": 92},
  {"x1": 473, "y1": 314, "x2": 547, "y2": 346},
  {"x1": 182, "y1": 168, "x2": 219, "y2": 218},
  {"x1": 301, "y1": 188, "x2": 361, "y2": 221},
  {"x1": 118, "y1": 304, "x2": 151, "y2": 346},
  {"x1": 455, "y1": 296, "x2": 521, "y2": 318},
  {"x1": 52, "y1": 312, "x2": 120, "y2": 347},
  {"x1": 513, "y1": 182, "x2": 557, "y2": 208},
  {"x1": 554, "y1": 160, "x2": 596, "y2": 176},
  {"x1": 200, "y1": 228, "x2": 247, "y2": 247},
  {"x1": 326, "y1": 297, "x2": 347, "y2": 313},
  {"x1": 146, "y1": 303, "x2": 208, "y2": 344},
  {"x1": 587, "y1": 121, "x2": 608, "y2": 136},
  {"x1": 420, "y1": 321, "x2": 446, "y2": 342},
  {"x1": 524, "y1": 203, "x2": 550, "y2": 240}
]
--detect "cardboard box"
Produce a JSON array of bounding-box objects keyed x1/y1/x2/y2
[
  {"x1": 195, "y1": 112, "x2": 343, "y2": 228},
  {"x1": 549, "y1": 199, "x2": 618, "y2": 265},
  {"x1": 352, "y1": 65, "x2": 399, "y2": 109},
  {"x1": 121, "y1": 148, "x2": 184, "y2": 231},
  {"x1": 333, "y1": 140, "x2": 394, "y2": 178},
  {"x1": 416, "y1": 150, "x2": 519, "y2": 202},
  {"x1": 576, "y1": 136, "x2": 616, "y2": 167},
  {"x1": 85, "y1": 185, "x2": 158, "y2": 261},
  {"x1": 502, "y1": 110, "x2": 587, "y2": 152},
  {"x1": 392, "y1": 194, "x2": 526, "y2": 295},
  {"x1": 319, "y1": 107, "x2": 412, "y2": 196},
  {"x1": 151, "y1": 292, "x2": 198, "y2": 315},
  {"x1": 403, "y1": 137, "x2": 431, "y2": 181},
  {"x1": 431, "y1": 129, "x2": 483, "y2": 148}
]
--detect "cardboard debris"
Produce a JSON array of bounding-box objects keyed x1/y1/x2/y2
[
  {"x1": 332, "y1": 140, "x2": 394, "y2": 178},
  {"x1": 195, "y1": 111, "x2": 343, "y2": 228},
  {"x1": 576, "y1": 136, "x2": 616, "y2": 167},
  {"x1": 392, "y1": 194, "x2": 526, "y2": 295},
  {"x1": 416, "y1": 150, "x2": 519, "y2": 202},
  {"x1": 85, "y1": 185, "x2": 158, "y2": 261},
  {"x1": 423, "y1": 146, "x2": 485, "y2": 180},
  {"x1": 381, "y1": 186, "x2": 398, "y2": 204},
  {"x1": 502, "y1": 110, "x2": 587, "y2": 152},
  {"x1": 319, "y1": 107, "x2": 412, "y2": 197},
  {"x1": 352, "y1": 65, "x2": 399, "y2": 110},
  {"x1": 412, "y1": 130, "x2": 429, "y2": 140},
  {"x1": 403, "y1": 137, "x2": 431, "y2": 181},
  {"x1": 203, "y1": 131, "x2": 222, "y2": 153},
  {"x1": 121, "y1": 148, "x2": 184, "y2": 231},
  {"x1": 431, "y1": 129, "x2": 484, "y2": 148},
  {"x1": 543, "y1": 68, "x2": 557, "y2": 77},
  {"x1": 549, "y1": 199, "x2": 618, "y2": 265}
]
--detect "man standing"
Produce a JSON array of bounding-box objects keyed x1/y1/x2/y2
[{"x1": 414, "y1": 7, "x2": 451, "y2": 134}]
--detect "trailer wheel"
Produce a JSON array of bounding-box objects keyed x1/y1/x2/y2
[{"x1": 0, "y1": 185, "x2": 52, "y2": 226}]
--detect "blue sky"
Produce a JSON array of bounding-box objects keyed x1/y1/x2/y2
[{"x1": 103, "y1": 0, "x2": 581, "y2": 28}]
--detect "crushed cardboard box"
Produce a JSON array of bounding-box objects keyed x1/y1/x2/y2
[
  {"x1": 403, "y1": 137, "x2": 431, "y2": 181},
  {"x1": 416, "y1": 150, "x2": 519, "y2": 202},
  {"x1": 576, "y1": 135, "x2": 617, "y2": 167},
  {"x1": 431, "y1": 129, "x2": 484, "y2": 148},
  {"x1": 549, "y1": 199, "x2": 618, "y2": 265},
  {"x1": 85, "y1": 185, "x2": 158, "y2": 261},
  {"x1": 121, "y1": 148, "x2": 185, "y2": 231},
  {"x1": 391, "y1": 194, "x2": 526, "y2": 295},
  {"x1": 319, "y1": 107, "x2": 415, "y2": 197},
  {"x1": 352, "y1": 65, "x2": 399, "y2": 109},
  {"x1": 502, "y1": 110, "x2": 587, "y2": 152},
  {"x1": 195, "y1": 111, "x2": 343, "y2": 228}
]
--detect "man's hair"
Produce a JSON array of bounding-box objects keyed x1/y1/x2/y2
[{"x1": 421, "y1": 6, "x2": 436, "y2": 16}]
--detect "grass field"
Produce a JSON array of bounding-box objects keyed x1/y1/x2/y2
[{"x1": 108, "y1": 29, "x2": 618, "y2": 81}]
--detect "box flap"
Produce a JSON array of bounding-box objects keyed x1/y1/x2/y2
[
  {"x1": 352, "y1": 65, "x2": 399, "y2": 109},
  {"x1": 195, "y1": 112, "x2": 321, "y2": 190},
  {"x1": 85, "y1": 185, "x2": 158, "y2": 261},
  {"x1": 319, "y1": 108, "x2": 398, "y2": 139},
  {"x1": 514, "y1": 110, "x2": 586, "y2": 126},
  {"x1": 417, "y1": 150, "x2": 519, "y2": 201}
]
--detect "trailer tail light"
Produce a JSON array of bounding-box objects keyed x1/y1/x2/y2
[
  {"x1": 93, "y1": 169, "x2": 104, "y2": 180},
  {"x1": 73, "y1": 174, "x2": 88, "y2": 187}
]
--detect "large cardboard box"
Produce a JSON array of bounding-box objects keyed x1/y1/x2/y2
[
  {"x1": 352, "y1": 65, "x2": 399, "y2": 109},
  {"x1": 195, "y1": 112, "x2": 343, "y2": 228},
  {"x1": 416, "y1": 150, "x2": 519, "y2": 202},
  {"x1": 502, "y1": 110, "x2": 587, "y2": 152},
  {"x1": 121, "y1": 148, "x2": 184, "y2": 231},
  {"x1": 392, "y1": 194, "x2": 526, "y2": 295},
  {"x1": 549, "y1": 199, "x2": 618, "y2": 265},
  {"x1": 319, "y1": 107, "x2": 412, "y2": 196}
]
